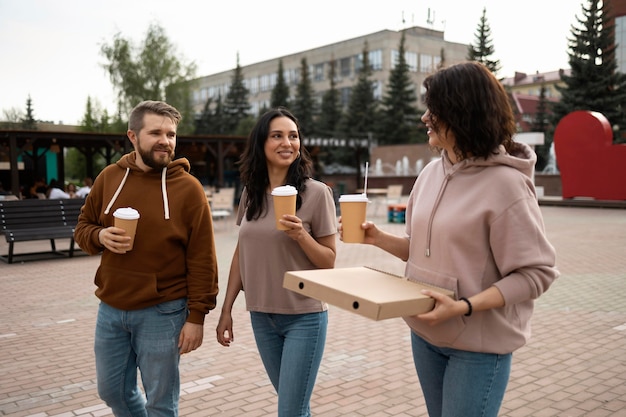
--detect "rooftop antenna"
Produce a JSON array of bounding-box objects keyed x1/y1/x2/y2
[{"x1": 427, "y1": 8, "x2": 435, "y2": 27}]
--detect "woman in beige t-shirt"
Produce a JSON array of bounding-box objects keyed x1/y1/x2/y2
[{"x1": 217, "y1": 107, "x2": 337, "y2": 417}]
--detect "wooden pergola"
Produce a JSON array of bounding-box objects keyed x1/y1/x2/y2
[{"x1": 0, "y1": 129, "x2": 247, "y2": 197}]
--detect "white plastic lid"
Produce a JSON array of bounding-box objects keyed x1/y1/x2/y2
[
  {"x1": 339, "y1": 193, "x2": 369, "y2": 202},
  {"x1": 271, "y1": 185, "x2": 298, "y2": 196},
  {"x1": 113, "y1": 207, "x2": 140, "y2": 220}
]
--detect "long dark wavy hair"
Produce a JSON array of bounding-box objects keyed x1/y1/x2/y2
[
  {"x1": 239, "y1": 107, "x2": 314, "y2": 221},
  {"x1": 423, "y1": 61, "x2": 521, "y2": 161}
]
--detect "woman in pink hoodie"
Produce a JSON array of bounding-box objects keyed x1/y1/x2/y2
[{"x1": 345, "y1": 62, "x2": 559, "y2": 417}]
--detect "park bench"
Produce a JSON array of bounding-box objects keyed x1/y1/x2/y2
[{"x1": 0, "y1": 198, "x2": 85, "y2": 263}]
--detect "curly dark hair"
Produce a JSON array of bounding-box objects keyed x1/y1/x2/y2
[
  {"x1": 239, "y1": 107, "x2": 314, "y2": 221},
  {"x1": 423, "y1": 61, "x2": 521, "y2": 161}
]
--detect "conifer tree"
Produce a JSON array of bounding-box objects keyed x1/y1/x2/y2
[
  {"x1": 223, "y1": 54, "x2": 251, "y2": 134},
  {"x1": 194, "y1": 97, "x2": 214, "y2": 134},
  {"x1": 552, "y1": 0, "x2": 626, "y2": 143},
  {"x1": 291, "y1": 57, "x2": 317, "y2": 136},
  {"x1": 379, "y1": 31, "x2": 420, "y2": 144},
  {"x1": 467, "y1": 7, "x2": 501, "y2": 74},
  {"x1": 533, "y1": 84, "x2": 552, "y2": 171},
  {"x1": 270, "y1": 59, "x2": 290, "y2": 108},
  {"x1": 341, "y1": 42, "x2": 378, "y2": 141},
  {"x1": 22, "y1": 95, "x2": 37, "y2": 130},
  {"x1": 318, "y1": 57, "x2": 342, "y2": 138}
]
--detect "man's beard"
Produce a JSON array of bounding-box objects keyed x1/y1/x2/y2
[{"x1": 137, "y1": 142, "x2": 173, "y2": 170}]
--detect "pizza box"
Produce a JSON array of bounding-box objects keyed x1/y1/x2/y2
[{"x1": 283, "y1": 266, "x2": 455, "y2": 320}]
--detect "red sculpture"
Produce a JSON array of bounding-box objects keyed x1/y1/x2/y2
[{"x1": 553, "y1": 110, "x2": 626, "y2": 200}]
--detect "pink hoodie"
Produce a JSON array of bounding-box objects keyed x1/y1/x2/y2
[{"x1": 403, "y1": 142, "x2": 559, "y2": 354}]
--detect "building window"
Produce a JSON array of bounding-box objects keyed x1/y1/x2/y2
[
  {"x1": 340, "y1": 87, "x2": 351, "y2": 107},
  {"x1": 314, "y1": 63, "x2": 325, "y2": 81},
  {"x1": 369, "y1": 50, "x2": 382, "y2": 71},
  {"x1": 420, "y1": 53, "x2": 434, "y2": 73},
  {"x1": 391, "y1": 50, "x2": 418, "y2": 72},
  {"x1": 260, "y1": 74, "x2": 270, "y2": 92},
  {"x1": 340, "y1": 57, "x2": 351, "y2": 77},
  {"x1": 249, "y1": 77, "x2": 258, "y2": 95},
  {"x1": 372, "y1": 80, "x2": 383, "y2": 100}
]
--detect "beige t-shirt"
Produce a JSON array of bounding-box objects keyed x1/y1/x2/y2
[{"x1": 236, "y1": 179, "x2": 337, "y2": 314}]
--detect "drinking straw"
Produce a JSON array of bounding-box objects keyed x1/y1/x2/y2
[{"x1": 363, "y1": 161, "x2": 369, "y2": 197}]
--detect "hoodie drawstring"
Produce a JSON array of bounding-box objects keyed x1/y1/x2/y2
[
  {"x1": 425, "y1": 173, "x2": 451, "y2": 257},
  {"x1": 103, "y1": 166, "x2": 171, "y2": 220},
  {"x1": 104, "y1": 168, "x2": 130, "y2": 215},
  {"x1": 161, "y1": 167, "x2": 170, "y2": 220}
]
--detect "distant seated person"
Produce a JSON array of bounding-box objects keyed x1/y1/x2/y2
[
  {"x1": 30, "y1": 177, "x2": 48, "y2": 199},
  {"x1": 66, "y1": 183, "x2": 77, "y2": 198},
  {"x1": 74, "y1": 176, "x2": 93, "y2": 198},
  {"x1": 47, "y1": 179, "x2": 71, "y2": 199}
]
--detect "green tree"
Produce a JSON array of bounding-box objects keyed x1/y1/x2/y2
[
  {"x1": 341, "y1": 43, "x2": 378, "y2": 142},
  {"x1": 379, "y1": 31, "x2": 421, "y2": 144},
  {"x1": 318, "y1": 57, "x2": 342, "y2": 138},
  {"x1": 194, "y1": 97, "x2": 214, "y2": 134},
  {"x1": 291, "y1": 57, "x2": 317, "y2": 136},
  {"x1": 336, "y1": 43, "x2": 378, "y2": 173},
  {"x1": 467, "y1": 7, "x2": 501, "y2": 74},
  {"x1": 223, "y1": 54, "x2": 251, "y2": 134},
  {"x1": 552, "y1": 0, "x2": 626, "y2": 143},
  {"x1": 100, "y1": 22, "x2": 196, "y2": 130},
  {"x1": 270, "y1": 59, "x2": 290, "y2": 108},
  {"x1": 532, "y1": 84, "x2": 552, "y2": 171},
  {"x1": 21, "y1": 95, "x2": 37, "y2": 130}
]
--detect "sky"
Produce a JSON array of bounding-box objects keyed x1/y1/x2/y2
[{"x1": 0, "y1": 0, "x2": 584, "y2": 126}]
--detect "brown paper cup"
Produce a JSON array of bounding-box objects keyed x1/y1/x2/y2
[
  {"x1": 114, "y1": 217, "x2": 138, "y2": 251},
  {"x1": 340, "y1": 201, "x2": 368, "y2": 243},
  {"x1": 273, "y1": 194, "x2": 297, "y2": 230}
]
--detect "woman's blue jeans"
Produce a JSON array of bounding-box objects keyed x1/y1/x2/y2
[
  {"x1": 95, "y1": 299, "x2": 188, "y2": 417},
  {"x1": 250, "y1": 311, "x2": 328, "y2": 417},
  {"x1": 411, "y1": 331, "x2": 512, "y2": 417}
]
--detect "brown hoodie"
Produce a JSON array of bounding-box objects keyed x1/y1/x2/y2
[{"x1": 74, "y1": 152, "x2": 218, "y2": 324}]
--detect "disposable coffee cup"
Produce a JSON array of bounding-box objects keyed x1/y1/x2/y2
[
  {"x1": 113, "y1": 207, "x2": 140, "y2": 251},
  {"x1": 271, "y1": 185, "x2": 298, "y2": 230},
  {"x1": 339, "y1": 194, "x2": 369, "y2": 243}
]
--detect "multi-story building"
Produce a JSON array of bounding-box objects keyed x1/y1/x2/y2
[{"x1": 190, "y1": 26, "x2": 468, "y2": 117}]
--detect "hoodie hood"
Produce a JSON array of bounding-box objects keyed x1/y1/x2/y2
[
  {"x1": 442, "y1": 142, "x2": 536, "y2": 179},
  {"x1": 103, "y1": 152, "x2": 190, "y2": 220},
  {"x1": 422, "y1": 142, "x2": 537, "y2": 257}
]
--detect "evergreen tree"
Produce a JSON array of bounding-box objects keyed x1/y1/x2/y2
[
  {"x1": 194, "y1": 97, "x2": 214, "y2": 134},
  {"x1": 533, "y1": 84, "x2": 552, "y2": 171},
  {"x1": 223, "y1": 54, "x2": 251, "y2": 134},
  {"x1": 341, "y1": 42, "x2": 378, "y2": 142},
  {"x1": 552, "y1": 0, "x2": 626, "y2": 143},
  {"x1": 337, "y1": 43, "x2": 378, "y2": 174},
  {"x1": 81, "y1": 97, "x2": 99, "y2": 132},
  {"x1": 291, "y1": 57, "x2": 317, "y2": 136},
  {"x1": 379, "y1": 31, "x2": 421, "y2": 144},
  {"x1": 21, "y1": 95, "x2": 37, "y2": 130},
  {"x1": 467, "y1": 7, "x2": 501, "y2": 74},
  {"x1": 270, "y1": 59, "x2": 290, "y2": 108},
  {"x1": 318, "y1": 57, "x2": 342, "y2": 138},
  {"x1": 212, "y1": 93, "x2": 227, "y2": 134}
]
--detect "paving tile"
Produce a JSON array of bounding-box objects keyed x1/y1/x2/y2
[{"x1": 0, "y1": 206, "x2": 625, "y2": 416}]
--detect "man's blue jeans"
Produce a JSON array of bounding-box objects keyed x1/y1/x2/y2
[
  {"x1": 250, "y1": 311, "x2": 328, "y2": 417},
  {"x1": 95, "y1": 299, "x2": 188, "y2": 417},
  {"x1": 411, "y1": 331, "x2": 512, "y2": 417}
]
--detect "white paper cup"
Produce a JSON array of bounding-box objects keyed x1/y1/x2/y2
[
  {"x1": 113, "y1": 207, "x2": 140, "y2": 251},
  {"x1": 339, "y1": 194, "x2": 369, "y2": 243},
  {"x1": 271, "y1": 185, "x2": 298, "y2": 230}
]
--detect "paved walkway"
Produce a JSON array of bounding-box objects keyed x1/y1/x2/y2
[{"x1": 1, "y1": 205, "x2": 625, "y2": 416}]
